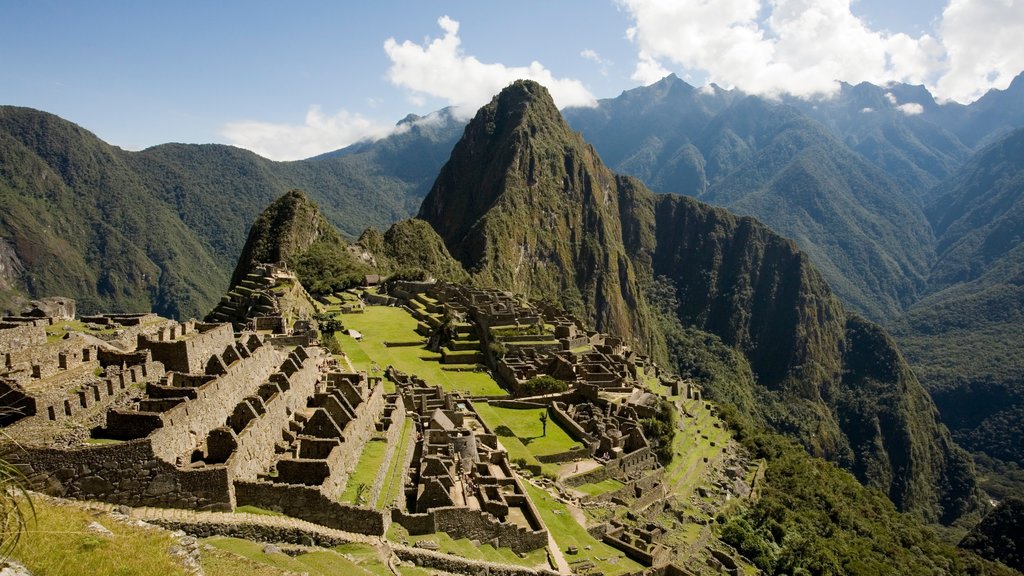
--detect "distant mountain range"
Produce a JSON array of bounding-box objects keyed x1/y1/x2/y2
[
  {"x1": 0, "y1": 105, "x2": 463, "y2": 318},
  {"x1": 2, "y1": 72, "x2": 1023, "y2": 503}
]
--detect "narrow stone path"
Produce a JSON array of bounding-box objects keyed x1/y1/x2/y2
[{"x1": 546, "y1": 531, "x2": 573, "y2": 575}]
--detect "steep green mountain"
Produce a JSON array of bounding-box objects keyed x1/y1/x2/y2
[
  {"x1": 0, "y1": 106, "x2": 461, "y2": 318},
  {"x1": 959, "y1": 497, "x2": 1024, "y2": 571},
  {"x1": 419, "y1": 80, "x2": 657, "y2": 347},
  {"x1": 421, "y1": 80, "x2": 979, "y2": 523},
  {"x1": 356, "y1": 219, "x2": 468, "y2": 282},
  {"x1": 226, "y1": 189, "x2": 368, "y2": 294},
  {"x1": 891, "y1": 129, "x2": 1024, "y2": 473},
  {"x1": 565, "y1": 76, "x2": 936, "y2": 322},
  {"x1": 0, "y1": 106, "x2": 226, "y2": 319}
]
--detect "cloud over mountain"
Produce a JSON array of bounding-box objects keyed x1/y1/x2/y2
[
  {"x1": 384, "y1": 16, "x2": 597, "y2": 115},
  {"x1": 619, "y1": 0, "x2": 1024, "y2": 103}
]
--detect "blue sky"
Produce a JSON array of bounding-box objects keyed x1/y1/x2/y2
[{"x1": 2, "y1": 0, "x2": 1021, "y2": 160}]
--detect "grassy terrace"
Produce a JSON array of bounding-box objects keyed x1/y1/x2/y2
[
  {"x1": 203, "y1": 537, "x2": 415, "y2": 576},
  {"x1": 523, "y1": 482, "x2": 644, "y2": 576},
  {"x1": 377, "y1": 415, "x2": 415, "y2": 509},
  {"x1": 572, "y1": 477, "x2": 625, "y2": 496},
  {"x1": 387, "y1": 525, "x2": 550, "y2": 569},
  {"x1": 11, "y1": 497, "x2": 190, "y2": 576},
  {"x1": 472, "y1": 403, "x2": 582, "y2": 457},
  {"x1": 339, "y1": 438, "x2": 389, "y2": 504},
  {"x1": 334, "y1": 306, "x2": 506, "y2": 397}
]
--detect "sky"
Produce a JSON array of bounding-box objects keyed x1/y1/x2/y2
[{"x1": 2, "y1": 0, "x2": 1022, "y2": 160}]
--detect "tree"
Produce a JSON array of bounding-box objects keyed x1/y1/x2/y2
[{"x1": 539, "y1": 412, "x2": 548, "y2": 436}]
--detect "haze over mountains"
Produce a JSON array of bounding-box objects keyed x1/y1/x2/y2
[{"x1": 2, "y1": 72, "x2": 1023, "y2": 517}]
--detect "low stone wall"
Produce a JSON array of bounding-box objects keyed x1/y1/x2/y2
[
  {"x1": 394, "y1": 546, "x2": 559, "y2": 576},
  {"x1": 150, "y1": 518, "x2": 353, "y2": 548},
  {"x1": 234, "y1": 480, "x2": 386, "y2": 535},
  {"x1": 392, "y1": 506, "x2": 547, "y2": 554},
  {"x1": 8, "y1": 438, "x2": 232, "y2": 510},
  {"x1": 564, "y1": 448, "x2": 657, "y2": 488}
]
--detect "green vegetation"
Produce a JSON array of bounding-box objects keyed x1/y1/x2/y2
[
  {"x1": 0, "y1": 105, "x2": 462, "y2": 318},
  {"x1": 10, "y1": 498, "x2": 188, "y2": 575},
  {"x1": 715, "y1": 405, "x2": 1014, "y2": 576},
  {"x1": 959, "y1": 497, "x2": 1024, "y2": 571},
  {"x1": 387, "y1": 525, "x2": 549, "y2": 568},
  {"x1": 337, "y1": 306, "x2": 506, "y2": 397},
  {"x1": 523, "y1": 482, "x2": 643, "y2": 576},
  {"x1": 339, "y1": 439, "x2": 389, "y2": 504},
  {"x1": 472, "y1": 403, "x2": 582, "y2": 456},
  {"x1": 571, "y1": 477, "x2": 625, "y2": 497},
  {"x1": 517, "y1": 375, "x2": 568, "y2": 397},
  {"x1": 203, "y1": 537, "x2": 393, "y2": 576}
]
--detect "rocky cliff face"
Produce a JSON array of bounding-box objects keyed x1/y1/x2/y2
[{"x1": 421, "y1": 80, "x2": 980, "y2": 523}]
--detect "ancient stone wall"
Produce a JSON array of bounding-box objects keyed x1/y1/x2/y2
[
  {"x1": 234, "y1": 480, "x2": 386, "y2": 535},
  {"x1": 146, "y1": 344, "x2": 282, "y2": 463},
  {"x1": 320, "y1": 376, "x2": 387, "y2": 495},
  {"x1": 392, "y1": 506, "x2": 547, "y2": 554},
  {"x1": 0, "y1": 323, "x2": 45, "y2": 355},
  {"x1": 366, "y1": 395, "x2": 407, "y2": 507},
  {"x1": 8, "y1": 439, "x2": 232, "y2": 510},
  {"x1": 394, "y1": 546, "x2": 559, "y2": 576},
  {"x1": 227, "y1": 348, "x2": 323, "y2": 481},
  {"x1": 139, "y1": 322, "x2": 234, "y2": 374}
]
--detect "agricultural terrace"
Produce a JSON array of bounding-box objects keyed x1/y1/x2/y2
[
  {"x1": 472, "y1": 402, "x2": 585, "y2": 476},
  {"x1": 331, "y1": 306, "x2": 506, "y2": 397}
]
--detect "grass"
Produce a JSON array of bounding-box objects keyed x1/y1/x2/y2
[
  {"x1": 387, "y1": 524, "x2": 550, "y2": 569},
  {"x1": 523, "y1": 482, "x2": 643, "y2": 576},
  {"x1": 572, "y1": 477, "x2": 625, "y2": 497},
  {"x1": 203, "y1": 537, "x2": 393, "y2": 576},
  {"x1": 472, "y1": 403, "x2": 582, "y2": 456},
  {"x1": 336, "y1": 306, "x2": 507, "y2": 397},
  {"x1": 377, "y1": 416, "x2": 414, "y2": 509},
  {"x1": 339, "y1": 438, "x2": 389, "y2": 504},
  {"x1": 10, "y1": 497, "x2": 190, "y2": 576},
  {"x1": 664, "y1": 398, "x2": 730, "y2": 499},
  {"x1": 233, "y1": 505, "x2": 283, "y2": 516}
]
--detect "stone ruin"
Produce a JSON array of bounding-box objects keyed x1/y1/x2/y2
[
  {"x1": 1, "y1": 299, "x2": 395, "y2": 536},
  {"x1": 387, "y1": 368, "x2": 549, "y2": 554}
]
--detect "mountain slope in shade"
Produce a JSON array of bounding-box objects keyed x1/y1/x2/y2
[
  {"x1": 421, "y1": 80, "x2": 980, "y2": 523},
  {"x1": 892, "y1": 128, "x2": 1024, "y2": 472},
  {"x1": 565, "y1": 76, "x2": 938, "y2": 322}
]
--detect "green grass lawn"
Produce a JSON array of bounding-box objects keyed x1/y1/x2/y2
[
  {"x1": 336, "y1": 306, "x2": 507, "y2": 397},
  {"x1": 472, "y1": 403, "x2": 582, "y2": 456},
  {"x1": 387, "y1": 524, "x2": 550, "y2": 569},
  {"x1": 377, "y1": 416, "x2": 414, "y2": 509},
  {"x1": 339, "y1": 438, "x2": 389, "y2": 504},
  {"x1": 523, "y1": 482, "x2": 643, "y2": 576},
  {"x1": 572, "y1": 477, "x2": 625, "y2": 497},
  {"x1": 203, "y1": 537, "x2": 392, "y2": 576}
]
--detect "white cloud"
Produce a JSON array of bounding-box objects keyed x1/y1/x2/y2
[
  {"x1": 633, "y1": 51, "x2": 672, "y2": 85},
  {"x1": 897, "y1": 102, "x2": 925, "y2": 115},
  {"x1": 618, "y1": 0, "x2": 1024, "y2": 103},
  {"x1": 935, "y1": 0, "x2": 1024, "y2": 102},
  {"x1": 384, "y1": 16, "x2": 596, "y2": 116},
  {"x1": 581, "y1": 48, "x2": 612, "y2": 76},
  {"x1": 221, "y1": 106, "x2": 396, "y2": 161},
  {"x1": 861, "y1": 107, "x2": 874, "y2": 113}
]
